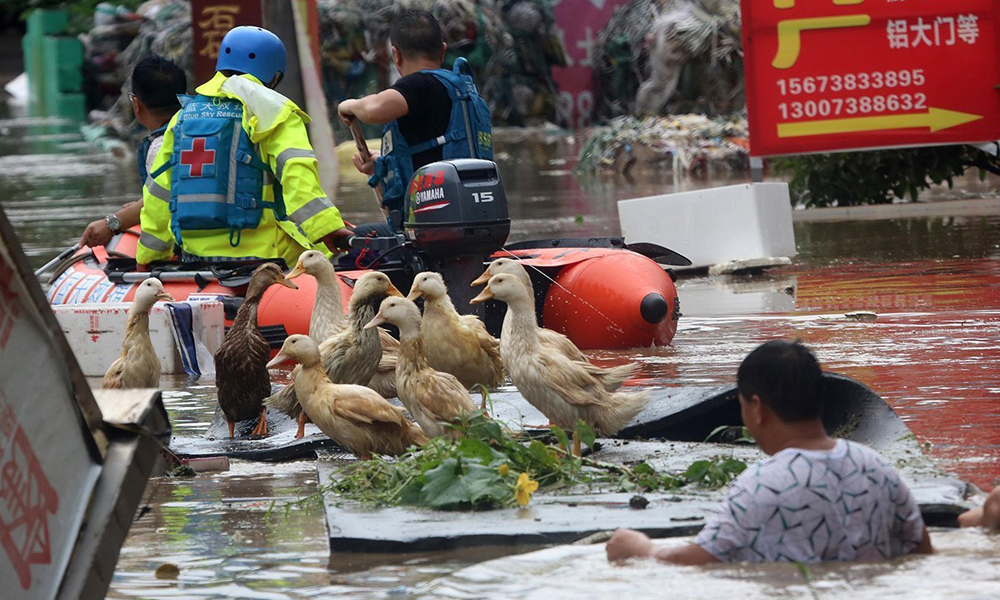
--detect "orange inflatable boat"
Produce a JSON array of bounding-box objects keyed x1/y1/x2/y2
[{"x1": 46, "y1": 230, "x2": 680, "y2": 350}]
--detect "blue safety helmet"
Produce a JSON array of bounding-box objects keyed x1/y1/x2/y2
[{"x1": 216, "y1": 26, "x2": 286, "y2": 84}]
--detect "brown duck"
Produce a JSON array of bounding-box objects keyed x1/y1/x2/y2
[{"x1": 215, "y1": 263, "x2": 298, "y2": 438}]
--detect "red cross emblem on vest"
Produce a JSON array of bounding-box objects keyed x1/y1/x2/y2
[{"x1": 181, "y1": 137, "x2": 216, "y2": 177}]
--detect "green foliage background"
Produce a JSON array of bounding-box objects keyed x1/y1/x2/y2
[{"x1": 773, "y1": 145, "x2": 998, "y2": 207}]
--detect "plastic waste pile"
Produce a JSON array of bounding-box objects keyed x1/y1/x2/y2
[
  {"x1": 85, "y1": 0, "x2": 193, "y2": 144},
  {"x1": 80, "y1": 0, "x2": 566, "y2": 140},
  {"x1": 575, "y1": 114, "x2": 749, "y2": 175},
  {"x1": 593, "y1": 0, "x2": 743, "y2": 119},
  {"x1": 316, "y1": 0, "x2": 566, "y2": 128},
  {"x1": 82, "y1": 2, "x2": 145, "y2": 110}
]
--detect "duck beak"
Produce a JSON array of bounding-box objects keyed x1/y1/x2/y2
[
  {"x1": 364, "y1": 312, "x2": 386, "y2": 330},
  {"x1": 405, "y1": 286, "x2": 422, "y2": 302},
  {"x1": 286, "y1": 262, "x2": 307, "y2": 280},
  {"x1": 267, "y1": 350, "x2": 292, "y2": 368},
  {"x1": 276, "y1": 275, "x2": 299, "y2": 290},
  {"x1": 470, "y1": 285, "x2": 494, "y2": 304},
  {"x1": 386, "y1": 283, "x2": 403, "y2": 298},
  {"x1": 470, "y1": 269, "x2": 491, "y2": 286},
  {"x1": 155, "y1": 291, "x2": 175, "y2": 302}
]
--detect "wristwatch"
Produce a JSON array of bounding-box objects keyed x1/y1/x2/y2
[{"x1": 105, "y1": 214, "x2": 122, "y2": 235}]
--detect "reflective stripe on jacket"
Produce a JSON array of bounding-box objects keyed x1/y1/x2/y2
[{"x1": 137, "y1": 72, "x2": 344, "y2": 265}]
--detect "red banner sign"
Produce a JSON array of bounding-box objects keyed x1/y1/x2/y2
[
  {"x1": 191, "y1": 0, "x2": 263, "y2": 84},
  {"x1": 552, "y1": 0, "x2": 631, "y2": 129},
  {"x1": 742, "y1": 0, "x2": 1000, "y2": 156}
]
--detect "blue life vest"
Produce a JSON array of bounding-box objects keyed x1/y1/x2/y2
[
  {"x1": 369, "y1": 58, "x2": 493, "y2": 214},
  {"x1": 136, "y1": 123, "x2": 167, "y2": 187},
  {"x1": 152, "y1": 94, "x2": 280, "y2": 248}
]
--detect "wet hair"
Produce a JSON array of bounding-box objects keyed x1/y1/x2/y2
[
  {"x1": 737, "y1": 340, "x2": 825, "y2": 422},
  {"x1": 390, "y1": 9, "x2": 444, "y2": 61},
  {"x1": 131, "y1": 55, "x2": 186, "y2": 115}
]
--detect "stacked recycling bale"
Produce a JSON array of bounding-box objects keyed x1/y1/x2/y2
[
  {"x1": 593, "y1": 0, "x2": 743, "y2": 119},
  {"x1": 575, "y1": 114, "x2": 749, "y2": 175},
  {"x1": 317, "y1": 0, "x2": 566, "y2": 128},
  {"x1": 86, "y1": 0, "x2": 193, "y2": 143},
  {"x1": 82, "y1": 0, "x2": 566, "y2": 137}
]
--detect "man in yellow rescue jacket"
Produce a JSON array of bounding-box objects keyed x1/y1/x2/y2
[{"x1": 137, "y1": 26, "x2": 352, "y2": 266}]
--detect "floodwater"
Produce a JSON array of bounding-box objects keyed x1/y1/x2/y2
[{"x1": 2, "y1": 103, "x2": 999, "y2": 598}]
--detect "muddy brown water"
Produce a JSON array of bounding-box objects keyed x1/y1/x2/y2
[{"x1": 1, "y1": 105, "x2": 999, "y2": 597}]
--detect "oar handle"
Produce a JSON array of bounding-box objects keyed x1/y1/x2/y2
[
  {"x1": 349, "y1": 118, "x2": 371, "y2": 162},
  {"x1": 34, "y1": 244, "x2": 79, "y2": 278},
  {"x1": 347, "y1": 117, "x2": 385, "y2": 208}
]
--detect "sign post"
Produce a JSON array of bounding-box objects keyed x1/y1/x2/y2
[
  {"x1": 191, "y1": 0, "x2": 264, "y2": 84},
  {"x1": 741, "y1": 0, "x2": 1000, "y2": 156}
]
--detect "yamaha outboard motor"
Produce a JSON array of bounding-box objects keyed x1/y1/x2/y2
[{"x1": 406, "y1": 159, "x2": 510, "y2": 313}]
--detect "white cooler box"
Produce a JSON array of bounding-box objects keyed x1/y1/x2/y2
[
  {"x1": 618, "y1": 182, "x2": 796, "y2": 271},
  {"x1": 53, "y1": 300, "x2": 224, "y2": 378}
]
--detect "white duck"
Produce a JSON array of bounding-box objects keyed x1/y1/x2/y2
[
  {"x1": 267, "y1": 335, "x2": 427, "y2": 459},
  {"x1": 472, "y1": 274, "x2": 649, "y2": 455},
  {"x1": 407, "y1": 271, "x2": 503, "y2": 408},
  {"x1": 267, "y1": 271, "x2": 402, "y2": 437},
  {"x1": 285, "y1": 250, "x2": 399, "y2": 398},
  {"x1": 103, "y1": 277, "x2": 174, "y2": 389},
  {"x1": 366, "y1": 297, "x2": 476, "y2": 439},
  {"x1": 472, "y1": 257, "x2": 638, "y2": 391}
]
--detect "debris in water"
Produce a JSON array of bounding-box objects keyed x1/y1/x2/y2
[
  {"x1": 154, "y1": 563, "x2": 180, "y2": 579},
  {"x1": 845, "y1": 311, "x2": 878, "y2": 322},
  {"x1": 629, "y1": 494, "x2": 649, "y2": 509},
  {"x1": 575, "y1": 114, "x2": 749, "y2": 176}
]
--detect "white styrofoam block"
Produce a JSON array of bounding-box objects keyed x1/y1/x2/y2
[
  {"x1": 53, "y1": 301, "x2": 224, "y2": 378},
  {"x1": 617, "y1": 183, "x2": 796, "y2": 270}
]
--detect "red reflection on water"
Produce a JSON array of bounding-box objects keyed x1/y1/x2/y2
[{"x1": 635, "y1": 258, "x2": 1000, "y2": 490}]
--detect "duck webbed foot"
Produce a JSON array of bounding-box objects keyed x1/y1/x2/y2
[
  {"x1": 250, "y1": 406, "x2": 269, "y2": 438},
  {"x1": 228, "y1": 420, "x2": 235, "y2": 439},
  {"x1": 295, "y1": 412, "x2": 308, "y2": 439},
  {"x1": 475, "y1": 385, "x2": 490, "y2": 418}
]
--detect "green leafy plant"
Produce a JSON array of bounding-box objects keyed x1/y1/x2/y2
[
  {"x1": 772, "y1": 145, "x2": 999, "y2": 207},
  {"x1": 705, "y1": 425, "x2": 755, "y2": 444},
  {"x1": 293, "y1": 411, "x2": 747, "y2": 512}
]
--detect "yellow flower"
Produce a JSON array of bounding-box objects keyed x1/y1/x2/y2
[
  {"x1": 515, "y1": 473, "x2": 539, "y2": 506},
  {"x1": 498, "y1": 463, "x2": 509, "y2": 477}
]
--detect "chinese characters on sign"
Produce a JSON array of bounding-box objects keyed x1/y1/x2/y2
[
  {"x1": 741, "y1": 0, "x2": 1000, "y2": 156},
  {"x1": 0, "y1": 392, "x2": 59, "y2": 591},
  {"x1": 191, "y1": 0, "x2": 263, "y2": 83}
]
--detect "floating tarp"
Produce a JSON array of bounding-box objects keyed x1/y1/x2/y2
[
  {"x1": 315, "y1": 373, "x2": 973, "y2": 552},
  {"x1": 170, "y1": 406, "x2": 336, "y2": 462}
]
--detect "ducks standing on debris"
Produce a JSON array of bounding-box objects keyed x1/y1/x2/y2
[
  {"x1": 103, "y1": 277, "x2": 174, "y2": 389},
  {"x1": 367, "y1": 297, "x2": 476, "y2": 439},
  {"x1": 473, "y1": 274, "x2": 648, "y2": 455},
  {"x1": 268, "y1": 335, "x2": 427, "y2": 459},
  {"x1": 267, "y1": 272, "x2": 402, "y2": 437},
  {"x1": 472, "y1": 257, "x2": 638, "y2": 392},
  {"x1": 215, "y1": 263, "x2": 298, "y2": 438},
  {"x1": 407, "y1": 271, "x2": 503, "y2": 408}
]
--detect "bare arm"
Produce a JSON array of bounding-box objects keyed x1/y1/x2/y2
[
  {"x1": 79, "y1": 200, "x2": 143, "y2": 247},
  {"x1": 606, "y1": 529, "x2": 719, "y2": 565},
  {"x1": 338, "y1": 90, "x2": 409, "y2": 126}
]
